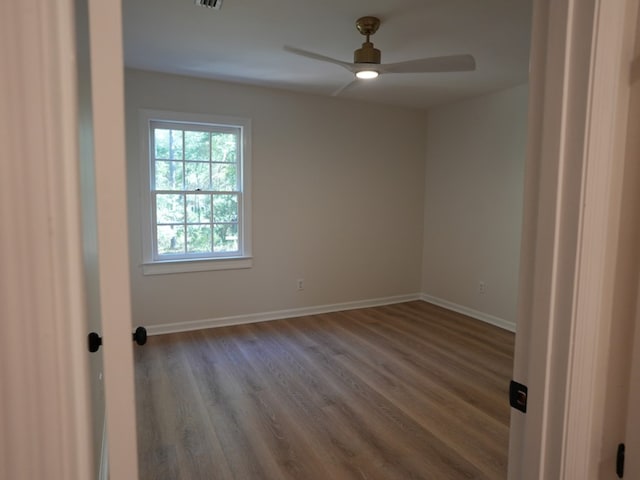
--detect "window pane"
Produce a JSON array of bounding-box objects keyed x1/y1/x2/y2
[
  {"x1": 186, "y1": 194, "x2": 212, "y2": 223},
  {"x1": 155, "y1": 160, "x2": 184, "y2": 190},
  {"x1": 213, "y1": 194, "x2": 238, "y2": 222},
  {"x1": 214, "y1": 224, "x2": 238, "y2": 252},
  {"x1": 211, "y1": 132, "x2": 237, "y2": 163},
  {"x1": 154, "y1": 129, "x2": 185, "y2": 160},
  {"x1": 156, "y1": 194, "x2": 185, "y2": 223},
  {"x1": 155, "y1": 129, "x2": 183, "y2": 160},
  {"x1": 185, "y1": 162, "x2": 211, "y2": 190},
  {"x1": 186, "y1": 225, "x2": 212, "y2": 253},
  {"x1": 157, "y1": 225, "x2": 185, "y2": 255},
  {"x1": 170, "y1": 130, "x2": 183, "y2": 160},
  {"x1": 154, "y1": 129, "x2": 171, "y2": 159},
  {"x1": 184, "y1": 131, "x2": 210, "y2": 161},
  {"x1": 212, "y1": 164, "x2": 237, "y2": 191}
]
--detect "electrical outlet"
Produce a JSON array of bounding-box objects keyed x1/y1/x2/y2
[
  {"x1": 478, "y1": 281, "x2": 486, "y2": 294},
  {"x1": 297, "y1": 279, "x2": 304, "y2": 291}
]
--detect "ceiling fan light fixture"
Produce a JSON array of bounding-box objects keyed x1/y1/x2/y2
[
  {"x1": 356, "y1": 69, "x2": 379, "y2": 79},
  {"x1": 284, "y1": 14, "x2": 476, "y2": 94}
]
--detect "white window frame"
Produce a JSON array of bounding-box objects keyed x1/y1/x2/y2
[{"x1": 139, "y1": 109, "x2": 252, "y2": 275}]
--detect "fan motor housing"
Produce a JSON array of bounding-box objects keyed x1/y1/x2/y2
[{"x1": 354, "y1": 42, "x2": 381, "y2": 64}]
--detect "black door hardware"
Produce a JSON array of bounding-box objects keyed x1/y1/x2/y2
[
  {"x1": 87, "y1": 332, "x2": 102, "y2": 353},
  {"x1": 509, "y1": 380, "x2": 528, "y2": 413},
  {"x1": 616, "y1": 443, "x2": 625, "y2": 478},
  {"x1": 88, "y1": 326, "x2": 147, "y2": 353},
  {"x1": 133, "y1": 326, "x2": 147, "y2": 346}
]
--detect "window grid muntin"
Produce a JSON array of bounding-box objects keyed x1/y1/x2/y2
[
  {"x1": 150, "y1": 120, "x2": 243, "y2": 261},
  {"x1": 152, "y1": 191, "x2": 242, "y2": 259}
]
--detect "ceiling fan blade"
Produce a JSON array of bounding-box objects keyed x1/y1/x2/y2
[
  {"x1": 331, "y1": 78, "x2": 359, "y2": 97},
  {"x1": 284, "y1": 46, "x2": 355, "y2": 72},
  {"x1": 380, "y1": 54, "x2": 476, "y2": 74}
]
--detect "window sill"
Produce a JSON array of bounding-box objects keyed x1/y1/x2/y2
[{"x1": 141, "y1": 256, "x2": 253, "y2": 275}]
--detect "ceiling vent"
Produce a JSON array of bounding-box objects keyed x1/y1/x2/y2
[{"x1": 194, "y1": 0, "x2": 222, "y2": 9}]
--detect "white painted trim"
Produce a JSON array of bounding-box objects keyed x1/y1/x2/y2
[
  {"x1": 420, "y1": 295, "x2": 516, "y2": 332},
  {"x1": 141, "y1": 256, "x2": 253, "y2": 275},
  {"x1": 561, "y1": 0, "x2": 637, "y2": 477},
  {"x1": 625, "y1": 281, "x2": 640, "y2": 478},
  {"x1": 146, "y1": 294, "x2": 422, "y2": 335},
  {"x1": 509, "y1": 0, "x2": 588, "y2": 477},
  {"x1": 138, "y1": 108, "x2": 253, "y2": 268},
  {"x1": 509, "y1": 0, "x2": 640, "y2": 478},
  {"x1": 98, "y1": 419, "x2": 109, "y2": 480},
  {"x1": 507, "y1": 1, "x2": 553, "y2": 476}
]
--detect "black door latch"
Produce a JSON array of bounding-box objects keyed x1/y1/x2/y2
[
  {"x1": 509, "y1": 380, "x2": 528, "y2": 413},
  {"x1": 617, "y1": 443, "x2": 625, "y2": 478}
]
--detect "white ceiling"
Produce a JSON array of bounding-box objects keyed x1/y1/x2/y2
[{"x1": 122, "y1": 0, "x2": 532, "y2": 110}]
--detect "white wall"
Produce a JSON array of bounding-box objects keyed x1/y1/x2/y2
[
  {"x1": 422, "y1": 84, "x2": 528, "y2": 329},
  {"x1": 125, "y1": 69, "x2": 427, "y2": 328}
]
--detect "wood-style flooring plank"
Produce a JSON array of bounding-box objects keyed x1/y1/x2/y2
[{"x1": 135, "y1": 300, "x2": 515, "y2": 479}]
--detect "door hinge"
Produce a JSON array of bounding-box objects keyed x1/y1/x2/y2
[
  {"x1": 617, "y1": 443, "x2": 625, "y2": 478},
  {"x1": 509, "y1": 380, "x2": 528, "y2": 413}
]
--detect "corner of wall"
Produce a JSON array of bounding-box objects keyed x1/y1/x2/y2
[{"x1": 421, "y1": 293, "x2": 516, "y2": 332}]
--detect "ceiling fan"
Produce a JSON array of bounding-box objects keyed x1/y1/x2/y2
[{"x1": 284, "y1": 16, "x2": 476, "y2": 95}]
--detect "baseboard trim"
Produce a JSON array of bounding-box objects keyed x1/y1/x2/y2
[
  {"x1": 420, "y1": 294, "x2": 516, "y2": 332},
  {"x1": 146, "y1": 293, "x2": 423, "y2": 336}
]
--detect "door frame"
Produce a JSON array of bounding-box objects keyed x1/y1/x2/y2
[
  {"x1": 3, "y1": 0, "x2": 638, "y2": 478},
  {"x1": 625, "y1": 284, "x2": 640, "y2": 477},
  {"x1": 509, "y1": 0, "x2": 640, "y2": 478},
  {"x1": 620, "y1": 5, "x2": 640, "y2": 478}
]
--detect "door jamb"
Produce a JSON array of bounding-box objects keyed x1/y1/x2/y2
[{"x1": 509, "y1": 0, "x2": 639, "y2": 478}]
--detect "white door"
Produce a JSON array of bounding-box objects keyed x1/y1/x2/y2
[
  {"x1": 0, "y1": 0, "x2": 137, "y2": 478},
  {"x1": 78, "y1": 0, "x2": 141, "y2": 477},
  {"x1": 76, "y1": 0, "x2": 109, "y2": 475},
  {"x1": 86, "y1": 0, "x2": 140, "y2": 477},
  {"x1": 2, "y1": 0, "x2": 138, "y2": 479},
  {"x1": 0, "y1": 1, "x2": 93, "y2": 477}
]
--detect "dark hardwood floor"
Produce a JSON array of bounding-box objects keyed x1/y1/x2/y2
[{"x1": 135, "y1": 300, "x2": 515, "y2": 479}]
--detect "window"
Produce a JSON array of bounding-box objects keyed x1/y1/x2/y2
[{"x1": 140, "y1": 110, "x2": 251, "y2": 274}]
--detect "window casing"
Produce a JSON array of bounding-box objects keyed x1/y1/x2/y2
[{"x1": 140, "y1": 110, "x2": 251, "y2": 274}]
